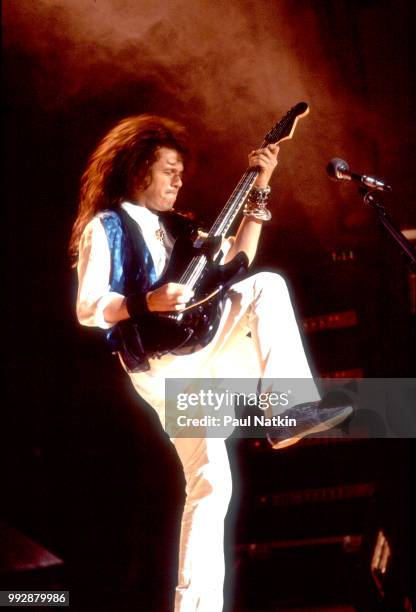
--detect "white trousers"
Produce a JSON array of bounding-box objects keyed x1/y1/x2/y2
[{"x1": 126, "y1": 272, "x2": 320, "y2": 611}]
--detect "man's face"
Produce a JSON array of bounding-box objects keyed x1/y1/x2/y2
[{"x1": 135, "y1": 147, "x2": 184, "y2": 212}]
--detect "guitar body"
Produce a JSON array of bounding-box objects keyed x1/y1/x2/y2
[{"x1": 133, "y1": 236, "x2": 249, "y2": 356}]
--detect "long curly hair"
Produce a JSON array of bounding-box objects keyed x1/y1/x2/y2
[{"x1": 69, "y1": 114, "x2": 190, "y2": 265}]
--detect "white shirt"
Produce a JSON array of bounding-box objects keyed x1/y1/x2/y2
[{"x1": 76, "y1": 202, "x2": 172, "y2": 330}]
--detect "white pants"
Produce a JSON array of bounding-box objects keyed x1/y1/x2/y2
[{"x1": 127, "y1": 272, "x2": 320, "y2": 611}]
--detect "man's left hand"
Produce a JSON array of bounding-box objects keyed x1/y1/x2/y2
[{"x1": 248, "y1": 143, "x2": 279, "y2": 189}]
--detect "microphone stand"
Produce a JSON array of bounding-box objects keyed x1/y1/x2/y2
[{"x1": 361, "y1": 188, "x2": 416, "y2": 272}]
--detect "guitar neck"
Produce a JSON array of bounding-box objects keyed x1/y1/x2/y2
[
  {"x1": 178, "y1": 102, "x2": 309, "y2": 288},
  {"x1": 178, "y1": 140, "x2": 266, "y2": 287},
  {"x1": 208, "y1": 138, "x2": 268, "y2": 239},
  {"x1": 178, "y1": 163, "x2": 261, "y2": 288},
  {"x1": 208, "y1": 168, "x2": 258, "y2": 238}
]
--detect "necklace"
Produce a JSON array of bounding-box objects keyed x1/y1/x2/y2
[{"x1": 155, "y1": 228, "x2": 165, "y2": 243}]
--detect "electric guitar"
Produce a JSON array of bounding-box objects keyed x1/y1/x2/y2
[{"x1": 124, "y1": 102, "x2": 310, "y2": 364}]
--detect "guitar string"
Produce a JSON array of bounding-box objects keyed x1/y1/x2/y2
[{"x1": 179, "y1": 169, "x2": 257, "y2": 288}]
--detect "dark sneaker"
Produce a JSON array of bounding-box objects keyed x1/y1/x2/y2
[{"x1": 266, "y1": 401, "x2": 353, "y2": 450}]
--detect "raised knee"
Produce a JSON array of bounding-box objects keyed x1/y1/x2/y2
[{"x1": 254, "y1": 271, "x2": 289, "y2": 296}]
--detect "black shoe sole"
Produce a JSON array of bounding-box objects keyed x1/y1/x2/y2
[{"x1": 268, "y1": 405, "x2": 353, "y2": 450}]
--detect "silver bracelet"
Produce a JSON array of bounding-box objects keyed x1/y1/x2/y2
[
  {"x1": 249, "y1": 185, "x2": 271, "y2": 204},
  {"x1": 243, "y1": 185, "x2": 272, "y2": 221}
]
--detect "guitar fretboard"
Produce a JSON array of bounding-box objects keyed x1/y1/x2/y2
[{"x1": 177, "y1": 102, "x2": 308, "y2": 289}]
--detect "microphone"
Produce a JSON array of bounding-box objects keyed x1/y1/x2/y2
[{"x1": 326, "y1": 158, "x2": 392, "y2": 192}]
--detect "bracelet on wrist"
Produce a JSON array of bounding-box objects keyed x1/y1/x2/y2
[
  {"x1": 243, "y1": 205, "x2": 272, "y2": 221},
  {"x1": 126, "y1": 292, "x2": 150, "y2": 318},
  {"x1": 243, "y1": 185, "x2": 272, "y2": 221},
  {"x1": 250, "y1": 185, "x2": 271, "y2": 202}
]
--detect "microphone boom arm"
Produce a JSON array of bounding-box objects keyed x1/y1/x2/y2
[{"x1": 363, "y1": 189, "x2": 416, "y2": 271}]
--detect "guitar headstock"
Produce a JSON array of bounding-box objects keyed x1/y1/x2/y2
[{"x1": 265, "y1": 102, "x2": 309, "y2": 145}]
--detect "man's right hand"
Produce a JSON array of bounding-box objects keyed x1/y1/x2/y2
[{"x1": 146, "y1": 283, "x2": 195, "y2": 312}]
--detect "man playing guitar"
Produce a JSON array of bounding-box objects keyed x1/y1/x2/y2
[{"x1": 70, "y1": 112, "x2": 351, "y2": 612}]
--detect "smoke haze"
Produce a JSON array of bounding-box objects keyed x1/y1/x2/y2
[{"x1": 4, "y1": 0, "x2": 413, "y2": 247}]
